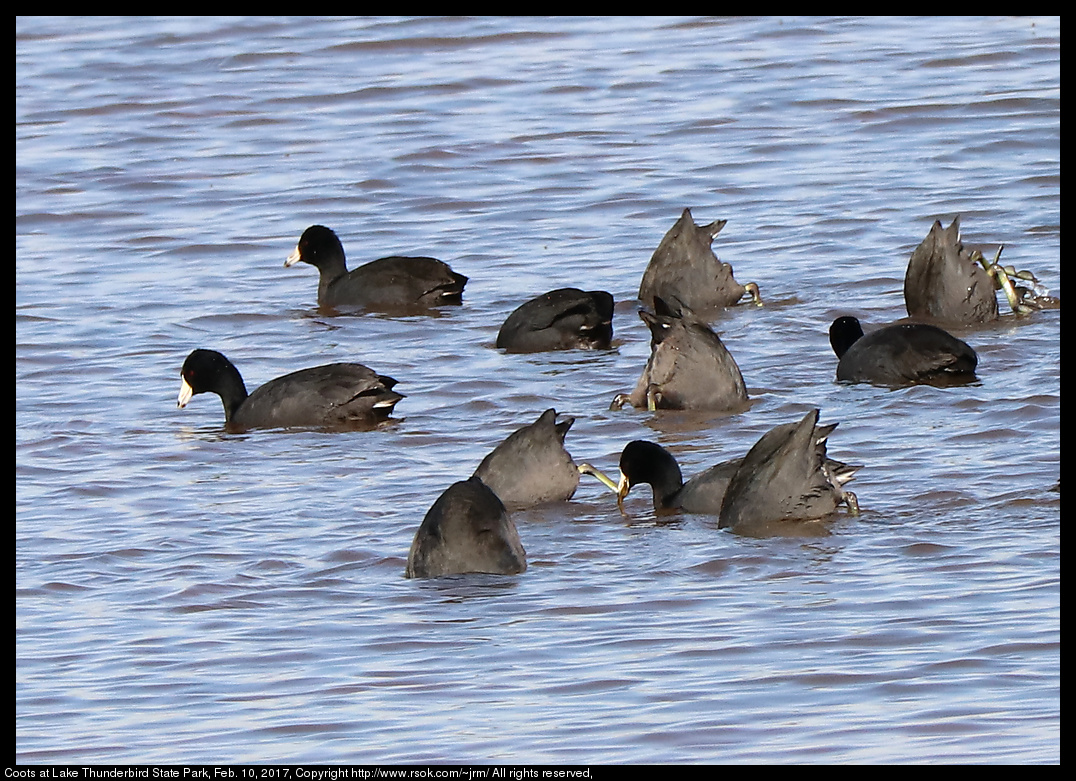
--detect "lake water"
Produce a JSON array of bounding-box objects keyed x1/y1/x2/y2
[{"x1": 16, "y1": 16, "x2": 1059, "y2": 764}]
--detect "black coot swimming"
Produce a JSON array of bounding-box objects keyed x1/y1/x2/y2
[
  {"x1": 285, "y1": 225, "x2": 467, "y2": 312},
  {"x1": 829, "y1": 316, "x2": 978, "y2": 387},
  {"x1": 582, "y1": 410, "x2": 860, "y2": 532},
  {"x1": 177, "y1": 349, "x2": 402, "y2": 432},
  {"x1": 595, "y1": 439, "x2": 744, "y2": 515}
]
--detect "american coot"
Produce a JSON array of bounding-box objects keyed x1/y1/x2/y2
[
  {"x1": 177, "y1": 349, "x2": 403, "y2": 432},
  {"x1": 472, "y1": 409, "x2": 581, "y2": 510},
  {"x1": 583, "y1": 439, "x2": 743, "y2": 515},
  {"x1": 718, "y1": 409, "x2": 860, "y2": 531},
  {"x1": 829, "y1": 316, "x2": 978, "y2": 387},
  {"x1": 580, "y1": 428, "x2": 859, "y2": 519},
  {"x1": 638, "y1": 208, "x2": 761, "y2": 314},
  {"x1": 904, "y1": 216, "x2": 998, "y2": 324},
  {"x1": 405, "y1": 477, "x2": 527, "y2": 578},
  {"x1": 496, "y1": 288, "x2": 614, "y2": 353},
  {"x1": 611, "y1": 297, "x2": 748, "y2": 412},
  {"x1": 285, "y1": 225, "x2": 467, "y2": 312}
]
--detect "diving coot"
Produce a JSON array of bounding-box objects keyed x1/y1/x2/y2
[
  {"x1": 405, "y1": 477, "x2": 527, "y2": 578},
  {"x1": 638, "y1": 208, "x2": 761, "y2": 314},
  {"x1": 496, "y1": 288, "x2": 614, "y2": 352},
  {"x1": 611, "y1": 297, "x2": 748, "y2": 412},
  {"x1": 472, "y1": 409, "x2": 581, "y2": 510}
]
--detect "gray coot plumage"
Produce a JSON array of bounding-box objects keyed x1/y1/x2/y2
[
  {"x1": 717, "y1": 409, "x2": 859, "y2": 531},
  {"x1": 405, "y1": 477, "x2": 527, "y2": 578},
  {"x1": 638, "y1": 208, "x2": 761, "y2": 314},
  {"x1": 611, "y1": 297, "x2": 748, "y2": 412},
  {"x1": 829, "y1": 316, "x2": 978, "y2": 387},
  {"x1": 472, "y1": 409, "x2": 581, "y2": 510},
  {"x1": 177, "y1": 349, "x2": 403, "y2": 432},
  {"x1": 903, "y1": 216, "x2": 999, "y2": 324},
  {"x1": 496, "y1": 288, "x2": 614, "y2": 352},
  {"x1": 285, "y1": 225, "x2": 467, "y2": 312}
]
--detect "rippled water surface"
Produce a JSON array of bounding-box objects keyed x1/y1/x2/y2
[{"x1": 16, "y1": 16, "x2": 1059, "y2": 764}]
